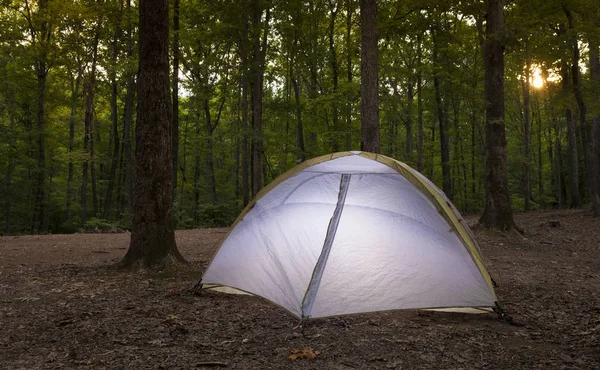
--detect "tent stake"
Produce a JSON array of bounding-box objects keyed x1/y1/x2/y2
[{"x1": 493, "y1": 301, "x2": 522, "y2": 326}]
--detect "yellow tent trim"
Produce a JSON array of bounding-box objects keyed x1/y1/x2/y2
[{"x1": 359, "y1": 152, "x2": 497, "y2": 298}]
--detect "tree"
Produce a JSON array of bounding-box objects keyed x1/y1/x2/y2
[
  {"x1": 359, "y1": 0, "x2": 379, "y2": 153},
  {"x1": 478, "y1": 0, "x2": 516, "y2": 230},
  {"x1": 122, "y1": 0, "x2": 184, "y2": 268}
]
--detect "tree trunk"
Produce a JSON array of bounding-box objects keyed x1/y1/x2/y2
[
  {"x1": 172, "y1": 0, "x2": 180, "y2": 202},
  {"x1": 123, "y1": 0, "x2": 135, "y2": 217},
  {"x1": 123, "y1": 0, "x2": 184, "y2": 269},
  {"x1": 565, "y1": 7, "x2": 593, "y2": 206},
  {"x1": 204, "y1": 99, "x2": 218, "y2": 203},
  {"x1": 406, "y1": 81, "x2": 414, "y2": 161},
  {"x1": 345, "y1": 0, "x2": 353, "y2": 150},
  {"x1": 479, "y1": 0, "x2": 516, "y2": 230},
  {"x1": 31, "y1": 0, "x2": 51, "y2": 234},
  {"x1": 590, "y1": 33, "x2": 600, "y2": 216},
  {"x1": 104, "y1": 6, "x2": 123, "y2": 219},
  {"x1": 523, "y1": 51, "x2": 531, "y2": 211},
  {"x1": 329, "y1": 0, "x2": 340, "y2": 152},
  {"x1": 561, "y1": 62, "x2": 580, "y2": 208},
  {"x1": 432, "y1": 28, "x2": 451, "y2": 197},
  {"x1": 250, "y1": 0, "x2": 269, "y2": 197},
  {"x1": 193, "y1": 112, "x2": 201, "y2": 224},
  {"x1": 67, "y1": 71, "x2": 81, "y2": 224},
  {"x1": 359, "y1": 0, "x2": 379, "y2": 153},
  {"x1": 417, "y1": 33, "x2": 423, "y2": 172},
  {"x1": 292, "y1": 66, "x2": 306, "y2": 162},
  {"x1": 240, "y1": 25, "x2": 250, "y2": 206}
]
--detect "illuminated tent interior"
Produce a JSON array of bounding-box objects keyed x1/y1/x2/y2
[{"x1": 200, "y1": 151, "x2": 497, "y2": 319}]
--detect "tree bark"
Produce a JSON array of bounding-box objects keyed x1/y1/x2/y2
[
  {"x1": 172, "y1": 0, "x2": 180, "y2": 202},
  {"x1": 30, "y1": 0, "x2": 51, "y2": 234},
  {"x1": 81, "y1": 28, "x2": 100, "y2": 225},
  {"x1": 250, "y1": 0, "x2": 269, "y2": 197},
  {"x1": 523, "y1": 50, "x2": 531, "y2": 211},
  {"x1": 432, "y1": 27, "x2": 451, "y2": 197},
  {"x1": 123, "y1": 0, "x2": 135, "y2": 217},
  {"x1": 359, "y1": 0, "x2": 380, "y2": 153},
  {"x1": 561, "y1": 62, "x2": 580, "y2": 208},
  {"x1": 122, "y1": 0, "x2": 184, "y2": 269},
  {"x1": 479, "y1": 0, "x2": 516, "y2": 230},
  {"x1": 590, "y1": 32, "x2": 600, "y2": 216},
  {"x1": 328, "y1": 0, "x2": 340, "y2": 152},
  {"x1": 104, "y1": 4, "x2": 123, "y2": 219},
  {"x1": 345, "y1": 0, "x2": 353, "y2": 150},
  {"x1": 417, "y1": 33, "x2": 423, "y2": 172},
  {"x1": 240, "y1": 22, "x2": 250, "y2": 206}
]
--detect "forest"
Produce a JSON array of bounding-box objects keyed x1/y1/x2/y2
[{"x1": 1, "y1": 0, "x2": 599, "y2": 235}]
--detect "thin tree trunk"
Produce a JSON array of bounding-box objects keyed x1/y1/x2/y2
[
  {"x1": 432, "y1": 28, "x2": 451, "y2": 197},
  {"x1": 104, "y1": 5, "x2": 123, "y2": 219},
  {"x1": 406, "y1": 81, "x2": 414, "y2": 161},
  {"x1": 67, "y1": 71, "x2": 81, "y2": 224},
  {"x1": 172, "y1": 0, "x2": 180, "y2": 202},
  {"x1": 590, "y1": 31, "x2": 600, "y2": 215},
  {"x1": 345, "y1": 0, "x2": 353, "y2": 150},
  {"x1": 417, "y1": 34, "x2": 423, "y2": 172},
  {"x1": 240, "y1": 26, "x2": 250, "y2": 206},
  {"x1": 81, "y1": 28, "x2": 101, "y2": 225},
  {"x1": 123, "y1": 0, "x2": 135, "y2": 216},
  {"x1": 523, "y1": 50, "x2": 531, "y2": 211},
  {"x1": 31, "y1": 0, "x2": 51, "y2": 234},
  {"x1": 193, "y1": 112, "x2": 201, "y2": 224},
  {"x1": 565, "y1": 7, "x2": 593, "y2": 205},
  {"x1": 359, "y1": 0, "x2": 380, "y2": 153},
  {"x1": 250, "y1": 0, "x2": 269, "y2": 197},
  {"x1": 561, "y1": 62, "x2": 580, "y2": 208},
  {"x1": 204, "y1": 99, "x2": 218, "y2": 203},
  {"x1": 479, "y1": 0, "x2": 516, "y2": 230},
  {"x1": 292, "y1": 68, "x2": 306, "y2": 162},
  {"x1": 328, "y1": 0, "x2": 340, "y2": 152}
]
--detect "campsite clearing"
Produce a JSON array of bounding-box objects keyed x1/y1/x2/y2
[{"x1": 1, "y1": 209, "x2": 599, "y2": 369}]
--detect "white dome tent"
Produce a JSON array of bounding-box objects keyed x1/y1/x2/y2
[{"x1": 200, "y1": 151, "x2": 498, "y2": 319}]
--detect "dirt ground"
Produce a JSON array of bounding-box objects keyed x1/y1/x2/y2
[{"x1": 1, "y1": 209, "x2": 599, "y2": 369}]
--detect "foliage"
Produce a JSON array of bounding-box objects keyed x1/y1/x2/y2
[{"x1": 0, "y1": 0, "x2": 599, "y2": 234}]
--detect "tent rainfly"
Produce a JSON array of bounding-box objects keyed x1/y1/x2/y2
[{"x1": 200, "y1": 151, "x2": 498, "y2": 319}]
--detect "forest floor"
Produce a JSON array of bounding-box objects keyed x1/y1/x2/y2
[{"x1": 1, "y1": 209, "x2": 599, "y2": 370}]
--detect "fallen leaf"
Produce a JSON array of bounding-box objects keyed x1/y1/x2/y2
[
  {"x1": 166, "y1": 288, "x2": 181, "y2": 297},
  {"x1": 289, "y1": 346, "x2": 321, "y2": 360}
]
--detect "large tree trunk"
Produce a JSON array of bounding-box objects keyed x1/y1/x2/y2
[
  {"x1": 359, "y1": 0, "x2": 380, "y2": 153},
  {"x1": 172, "y1": 0, "x2": 180, "y2": 202},
  {"x1": 122, "y1": 0, "x2": 184, "y2": 269},
  {"x1": 479, "y1": 0, "x2": 516, "y2": 230}
]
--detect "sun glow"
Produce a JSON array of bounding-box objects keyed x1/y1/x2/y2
[{"x1": 531, "y1": 69, "x2": 544, "y2": 89}]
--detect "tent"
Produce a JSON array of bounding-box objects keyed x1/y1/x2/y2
[{"x1": 200, "y1": 151, "x2": 497, "y2": 319}]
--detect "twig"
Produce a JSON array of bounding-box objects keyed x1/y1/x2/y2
[{"x1": 195, "y1": 361, "x2": 228, "y2": 367}]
